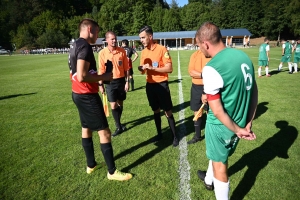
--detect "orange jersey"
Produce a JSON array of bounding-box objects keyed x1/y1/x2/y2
[
  {"x1": 140, "y1": 43, "x2": 171, "y2": 83},
  {"x1": 188, "y1": 50, "x2": 211, "y2": 85},
  {"x1": 98, "y1": 47, "x2": 129, "y2": 79}
]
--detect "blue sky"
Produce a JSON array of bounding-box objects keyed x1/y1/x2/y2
[{"x1": 166, "y1": 0, "x2": 188, "y2": 7}]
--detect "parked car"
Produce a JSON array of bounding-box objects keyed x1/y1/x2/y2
[{"x1": 0, "y1": 49, "x2": 10, "y2": 55}]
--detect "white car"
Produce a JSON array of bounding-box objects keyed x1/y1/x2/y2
[{"x1": 0, "y1": 49, "x2": 9, "y2": 55}]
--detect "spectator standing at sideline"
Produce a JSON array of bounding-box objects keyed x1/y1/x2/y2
[
  {"x1": 69, "y1": 18, "x2": 132, "y2": 181},
  {"x1": 258, "y1": 37, "x2": 271, "y2": 77},
  {"x1": 121, "y1": 39, "x2": 139, "y2": 91},
  {"x1": 138, "y1": 25, "x2": 179, "y2": 147},
  {"x1": 196, "y1": 22, "x2": 258, "y2": 200},
  {"x1": 187, "y1": 41, "x2": 211, "y2": 144},
  {"x1": 98, "y1": 31, "x2": 130, "y2": 137}
]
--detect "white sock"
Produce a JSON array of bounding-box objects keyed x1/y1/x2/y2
[
  {"x1": 289, "y1": 63, "x2": 292, "y2": 72},
  {"x1": 294, "y1": 63, "x2": 298, "y2": 72},
  {"x1": 214, "y1": 177, "x2": 230, "y2": 200},
  {"x1": 279, "y1": 64, "x2": 282, "y2": 70},
  {"x1": 265, "y1": 67, "x2": 269, "y2": 75},
  {"x1": 258, "y1": 67, "x2": 262, "y2": 76},
  {"x1": 205, "y1": 160, "x2": 213, "y2": 185}
]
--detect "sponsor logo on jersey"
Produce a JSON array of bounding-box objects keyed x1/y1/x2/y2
[{"x1": 164, "y1": 52, "x2": 170, "y2": 59}]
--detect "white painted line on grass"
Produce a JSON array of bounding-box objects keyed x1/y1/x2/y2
[{"x1": 177, "y1": 50, "x2": 191, "y2": 200}]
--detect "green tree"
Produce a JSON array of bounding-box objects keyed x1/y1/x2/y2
[
  {"x1": 36, "y1": 29, "x2": 68, "y2": 48},
  {"x1": 11, "y1": 24, "x2": 34, "y2": 49},
  {"x1": 286, "y1": 0, "x2": 300, "y2": 36},
  {"x1": 162, "y1": 7, "x2": 181, "y2": 31},
  {"x1": 261, "y1": 0, "x2": 291, "y2": 40},
  {"x1": 148, "y1": 4, "x2": 165, "y2": 32},
  {"x1": 129, "y1": 3, "x2": 149, "y2": 35},
  {"x1": 181, "y1": 2, "x2": 210, "y2": 30}
]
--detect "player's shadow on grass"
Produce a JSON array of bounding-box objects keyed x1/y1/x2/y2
[
  {"x1": 168, "y1": 79, "x2": 182, "y2": 84},
  {"x1": 132, "y1": 85, "x2": 145, "y2": 91},
  {"x1": 117, "y1": 127, "x2": 174, "y2": 172},
  {"x1": 269, "y1": 68, "x2": 288, "y2": 76},
  {"x1": 123, "y1": 100, "x2": 191, "y2": 132},
  {"x1": 254, "y1": 102, "x2": 268, "y2": 120},
  {"x1": 228, "y1": 120, "x2": 298, "y2": 200},
  {"x1": 115, "y1": 101, "x2": 193, "y2": 169},
  {"x1": 0, "y1": 92, "x2": 37, "y2": 100}
]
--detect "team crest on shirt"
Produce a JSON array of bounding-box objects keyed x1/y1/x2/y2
[
  {"x1": 152, "y1": 61, "x2": 158, "y2": 68},
  {"x1": 118, "y1": 60, "x2": 123, "y2": 66},
  {"x1": 164, "y1": 52, "x2": 170, "y2": 59}
]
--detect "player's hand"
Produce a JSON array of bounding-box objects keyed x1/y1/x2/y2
[
  {"x1": 201, "y1": 94, "x2": 207, "y2": 104},
  {"x1": 245, "y1": 121, "x2": 252, "y2": 132},
  {"x1": 102, "y1": 72, "x2": 113, "y2": 81},
  {"x1": 99, "y1": 85, "x2": 105, "y2": 94},
  {"x1": 138, "y1": 66, "x2": 144, "y2": 72},
  {"x1": 236, "y1": 128, "x2": 256, "y2": 140},
  {"x1": 124, "y1": 81, "x2": 129, "y2": 92}
]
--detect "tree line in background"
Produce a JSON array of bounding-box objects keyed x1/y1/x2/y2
[{"x1": 0, "y1": 0, "x2": 299, "y2": 50}]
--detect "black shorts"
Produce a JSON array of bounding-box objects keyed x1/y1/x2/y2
[
  {"x1": 190, "y1": 83, "x2": 204, "y2": 111},
  {"x1": 105, "y1": 77, "x2": 126, "y2": 102},
  {"x1": 72, "y1": 92, "x2": 109, "y2": 131},
  {"x1": 146, "y1": 81, "x2": 173, "y2": 111}
]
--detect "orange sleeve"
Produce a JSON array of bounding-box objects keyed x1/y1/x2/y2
[
  {"x1": 188, "y1": 52, "x2": 197, "y2": 75},
  {"x1": 161, "y1": 47, "x2": 172, "y2": 66},
  {"x1": 98, "y1": 50, "x2": 106, "y2": 75}
]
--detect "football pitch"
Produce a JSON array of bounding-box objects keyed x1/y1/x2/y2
[{"x1": 0, "y1": 47, "x2": 299, "y2": 200}]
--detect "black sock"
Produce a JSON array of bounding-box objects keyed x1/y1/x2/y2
[
  {"x1": 82, "y1": 138, "x2": 96, "y2": 168},
  {"x1": 167, "y1": 114, "x2": 177, "y2": 138},
  {"x1": 118, "y1": 105, "x2": 123, "y2": 120},
  {"x1": 154, "y1": 112, "x2": 162, "y2": 135},
  {"x1": 130, "y1": 78, "x2": 134, "y2": 90},
  {"x1": 100, "y1": 143, "x2": 116, "y2": 175},
  {"x1": 112, "y1": 108, "x2": 121, "y2": 129},
  {"x1": 194, "y1": 117, "x2": 202, "y2": 138}
]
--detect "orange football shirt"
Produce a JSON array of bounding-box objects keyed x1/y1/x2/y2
[
  {"x1": 140, "y1": 43, "x2": 171, "y2": 83},
  {"x1": 188, "y1": 50, "x2": 211, "y2": 85},
  {"x1": 98, "y1": 47, "x2": 129, "y2": 79}
]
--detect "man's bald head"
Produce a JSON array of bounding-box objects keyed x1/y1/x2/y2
[{"x1": 195, "y1": 22, "x2": 222, "y2": 45}]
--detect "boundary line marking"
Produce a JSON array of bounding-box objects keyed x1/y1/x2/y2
[{"x1": 177, "y1": 50, "x2": 191, "y2": 200}]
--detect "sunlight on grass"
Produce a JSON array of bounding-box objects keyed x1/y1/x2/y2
[{"x1": 0, "y1": 47, "x2": 299, "y2": 200}]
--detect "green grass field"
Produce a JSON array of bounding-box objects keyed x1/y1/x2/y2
[{"x1": 0, "y1": 46, "x2": 300, "y2": 200}]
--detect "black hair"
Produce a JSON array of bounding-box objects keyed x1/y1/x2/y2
[
  {"x1": 122, "y1": 39, "x2": 129, "y2": 46},
  {"x1": 139, "y1": 25, "x2": 153, "y2": 35}
]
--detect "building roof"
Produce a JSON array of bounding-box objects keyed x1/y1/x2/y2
[
  {"x1": 221, "y1": 29, "x2": 252, "y2": 37},
  {"x1": 69, "y1": 28, "x2": 252, "y2": 45},
  {"x1": 115, "y1": 28, "x2": 251, "y2": 40}
]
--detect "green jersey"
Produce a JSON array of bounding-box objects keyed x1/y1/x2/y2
[
  {"x1": 294, "y1": 44, "x2": 300, "y2": 58},
  {"x1": 203, "y1": 48, "x2": 255, "y2": 127},
  {"x1": 258, "y1": 43, "x2": 269, "y2": 60},
  {"x1": 283, "y1": 41, "x2": 292, "y2": 55}
]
